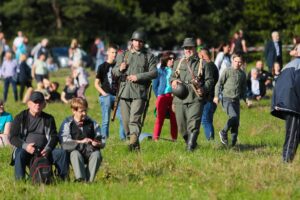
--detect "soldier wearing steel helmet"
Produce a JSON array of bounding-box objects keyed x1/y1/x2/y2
[
  {"x1": 170, "y1": 38, "x2": 215, "y2": 151},
  {"x1": 112, "y1": 30, "x2": 157, "y2": 151}
]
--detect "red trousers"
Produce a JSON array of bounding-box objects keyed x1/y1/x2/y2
[{"x1": 153, "y1": 93, "x2": 178, "y2": 140}]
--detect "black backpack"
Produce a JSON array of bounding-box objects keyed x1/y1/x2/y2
[{"x1": 30, "y1": 153, "x2": 53, "y2": 184}]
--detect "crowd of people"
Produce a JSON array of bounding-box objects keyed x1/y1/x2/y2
[{"x1": 0, "y1": 29, "x2": 300, "y2": 183}]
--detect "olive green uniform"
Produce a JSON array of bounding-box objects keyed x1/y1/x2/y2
[
  {"x1": 170, "y1": 55, "x2": 215, "y2": 140},
  {"x1": 112, "y1": 49, "x2": 157, "y2": 137}
]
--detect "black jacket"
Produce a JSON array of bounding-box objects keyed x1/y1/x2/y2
[
  {"x1": 271, "y1": 58, "x2": 300, "y2": 119},
  {"x1": 9, "y1": 109, "x2": 58, "y2": 151},
  {"x1": 264, "y1": 40, "x2": 282, "y2": 69},
  {"x1": 19, "y1": 61, "x2": 32, "y2": 83}
]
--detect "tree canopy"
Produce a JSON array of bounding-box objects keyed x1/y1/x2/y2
[{"x1": 0, "y1": 0, "x2": 299, "y2": 49}]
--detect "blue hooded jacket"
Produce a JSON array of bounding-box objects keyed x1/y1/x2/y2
[{"x1": 271, "y1": 58, "x2": 300, "y2": 120}]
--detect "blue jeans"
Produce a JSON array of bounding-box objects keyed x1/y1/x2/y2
[
  {"x1": 99, "y1": 94, "x2": 126, "y2": 140},
  {"x1": 14, "y1": 148, "x2": 69, "y2": 180},
  {"x1": 201, "y1": 101, "x2": 217, "y2": 140},
  {"x1": 3, "y1": 77, "x2": 18, "y2": 102}
]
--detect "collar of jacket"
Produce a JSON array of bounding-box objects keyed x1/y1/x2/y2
[{"x1": 130, "y1": 48, "x2": 146, "y2": 55}]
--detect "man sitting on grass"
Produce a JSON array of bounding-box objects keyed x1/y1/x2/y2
[{"x1": 9, "y1": 91, "x2": 69, "y2": 180}]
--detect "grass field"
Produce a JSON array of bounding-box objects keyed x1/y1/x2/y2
[{"x1": 0, "y1": 68, "x2": 299, "y2": 200}]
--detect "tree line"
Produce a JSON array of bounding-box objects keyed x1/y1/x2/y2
[{"x1": 0, "y1": 0, "x2": 300, "y2": 50}]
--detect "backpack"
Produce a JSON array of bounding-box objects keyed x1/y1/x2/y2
[{"x1": 30, "y1": 154, "x2": 53, "y2": 184}]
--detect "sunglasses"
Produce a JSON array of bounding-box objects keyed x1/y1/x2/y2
[{"x1": 169, "y1": 56, "x2": 175, "y2": 60}]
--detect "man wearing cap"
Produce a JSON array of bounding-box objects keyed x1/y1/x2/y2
[
  {"x1": 9, "y1": 91, "x2": 69, "y2": 180},
  {"x1": 112, "y1": 30, "x2": 157, "y2": 151},
  {"x1": 171, "y1": 38, "x2": 215, "y2": 151}
]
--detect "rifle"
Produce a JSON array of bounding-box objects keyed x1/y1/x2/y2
[
  {"x1": 141, "y1": 83, "x2": 152, "y2": 128},
  {"x1": 111, "y1": 50, "x2": 129, "y2": 122},
  {"x1": 111, "y1": 81, "x2": 125, "y2": 122}
]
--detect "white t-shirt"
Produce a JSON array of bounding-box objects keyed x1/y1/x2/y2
[
  {"x1": 214, "y1": 52, "x2": 231, "y2": 78},
  {"x1": 251, "y1": 78, "x2": 260, "y2": 95}
]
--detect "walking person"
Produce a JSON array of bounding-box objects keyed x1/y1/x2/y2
[
  {"x1": 31, "y1": 53, "x2": 49, "y2": 84},
  {"x1": 271, "y1": 57, "x2": 300, "y2": 162},
  {"x1": 1, "y1": 51, "x2": 18, "y2": 102},
  {"x1": 198, "y1": 48, "x2": 219, "y2": 140},
  {"x1": 94, "y1": 45, "x2": 126, "y2": 140},
  {"x1": 18, "y1": 54, "x2": 32, "y2": 101},
  {"x1": 152, "y1": 52, "x2": 178, "y2": 141},
  {"x1": 72, "y1": 61, "x2": 89, "y2": 99},
  {"x1": 171, "y1": 38, "x2": 215, "y2": 151},
  {"x1": 213, "y1": 54, "x2": 249, "y2": 146},
  {"x1": 214, "y1": 42, "x2": 231, "y2": 77},
  {"x1": 68, "y1": 39, "x2": 82, "y2": 67},
  {"x1": 112, "y1": 31, "x2": 157, "y2": 151}
]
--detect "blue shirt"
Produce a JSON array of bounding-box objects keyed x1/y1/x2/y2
[
  {"x1": 153, "y1": 66, "x2": 172, "y2": 96},
  {"x1": 0, "y1": 112, "x2": 13, "y2": 133}
]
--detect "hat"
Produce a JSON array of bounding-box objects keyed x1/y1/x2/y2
[
  {"x1": 131, "y1": 31, "x2": 146, "y2": 42},
  {"x1": 29, "y1": 91, "x2": 45, "y2": 103},
  {"x1": 182, "y1": 38, "x2": 196, "y2": 48}
]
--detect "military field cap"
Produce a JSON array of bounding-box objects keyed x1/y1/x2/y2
[
  {"x1": 182, "y1": 38, "x2": 196, "y2": 48},
  {"x1": 29, "y1": 91, "x2": 45, "y2": 103},
  {"x1": 131, "y1": 31, "x2": 146, "y2": 42}
]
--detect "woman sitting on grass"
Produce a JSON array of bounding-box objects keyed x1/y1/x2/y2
[{"x1": 0, "y1": 99, "x2": 13, "y2": 146}]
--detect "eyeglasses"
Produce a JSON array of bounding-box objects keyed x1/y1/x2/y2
[{"x1": 169, "y1": 57, "x2": 175, "y2": 60}]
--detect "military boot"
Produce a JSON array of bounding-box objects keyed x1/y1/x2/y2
[
  {"x1": 128, "y1": 133, "x2": 140, "y2": 151},
  {"x1": 183, "y1": 134, "x2": 188, "y2": 144},
  {"x1": 186, "y1": 133, "x2": 198, "y2": 151}
]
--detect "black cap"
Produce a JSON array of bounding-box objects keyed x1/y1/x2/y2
[{"x1": 29, "y1": 91, "x2": 45, "y2": 103}]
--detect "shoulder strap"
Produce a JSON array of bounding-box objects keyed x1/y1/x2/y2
[
  {"x1": 198, "y1": 59, "x2": 203, "y2": 76},
  {"x1": 175, "y1": 58, "x2": 185, "y2": 76},
  {"x1": 143, "y1": 53, "x2": 148, "y2": 71}
]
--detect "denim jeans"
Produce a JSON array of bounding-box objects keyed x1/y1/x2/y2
[
  {"x1": 201, "y1": 101, "x2": 217, "y2": 140},
  {"x1": 14, "y1": 148, "x2": 69, "y2": 180},
  {"x1": 99, "y1": 94, "x2": 126, "y2": 140},
  {"x1": 3, "y1": 77, "x2": 18, "y2": 102}
]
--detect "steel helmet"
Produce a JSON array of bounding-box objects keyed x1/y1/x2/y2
[
  {"x1": 172, "y1": 82, "x2": 188, "y2": 99},
  {"x1": 131, "y1": 31, "x2": 146, "y2": 42}
]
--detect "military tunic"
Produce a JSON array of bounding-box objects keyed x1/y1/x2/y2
[
  {"x1": 112, "y1": 49, "x2": 157, "y2": 135},
  {"x1": 170, "y1": 55, "x2": 215, "y2": 138}
]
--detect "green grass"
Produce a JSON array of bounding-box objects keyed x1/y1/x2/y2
[{"x1": 0, "y1": 68, "x2": 299, "y2": 200}]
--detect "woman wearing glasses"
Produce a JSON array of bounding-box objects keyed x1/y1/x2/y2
[{"x1": 152, "y1": 52, "x2": 178, "y2": 141}]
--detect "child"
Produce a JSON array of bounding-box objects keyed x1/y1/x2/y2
[
  {"x1": 72, "y1": 61, "x2": 89, "y2": 98},
  {"x1": 48, "y1": 82, "x2": 61, "y2": 102},
  {"x1": 272, "y1": 62, "x2": 281, "y2": 87},
  {"x1": 61, "y1": 76, "x2": 78, "y2": 104},
  {"x1": 213, "y1": 54, "x2": 249, "y2": 146}
]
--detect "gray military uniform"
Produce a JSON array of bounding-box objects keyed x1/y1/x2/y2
[
  {"x1": 170, "y1": 55, "x2": 215, "y2": 140},
  {"x1": 112, "y1": 49, "x2": 157, "y2": 136}
]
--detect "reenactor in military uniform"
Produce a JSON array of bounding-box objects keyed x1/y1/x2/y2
[
  {"x1": 112, "y1": 31, "x2": 157, "y2": 151},
  {"x1": 171, "y1": 38, "x2": 215, "y2": 151}
]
